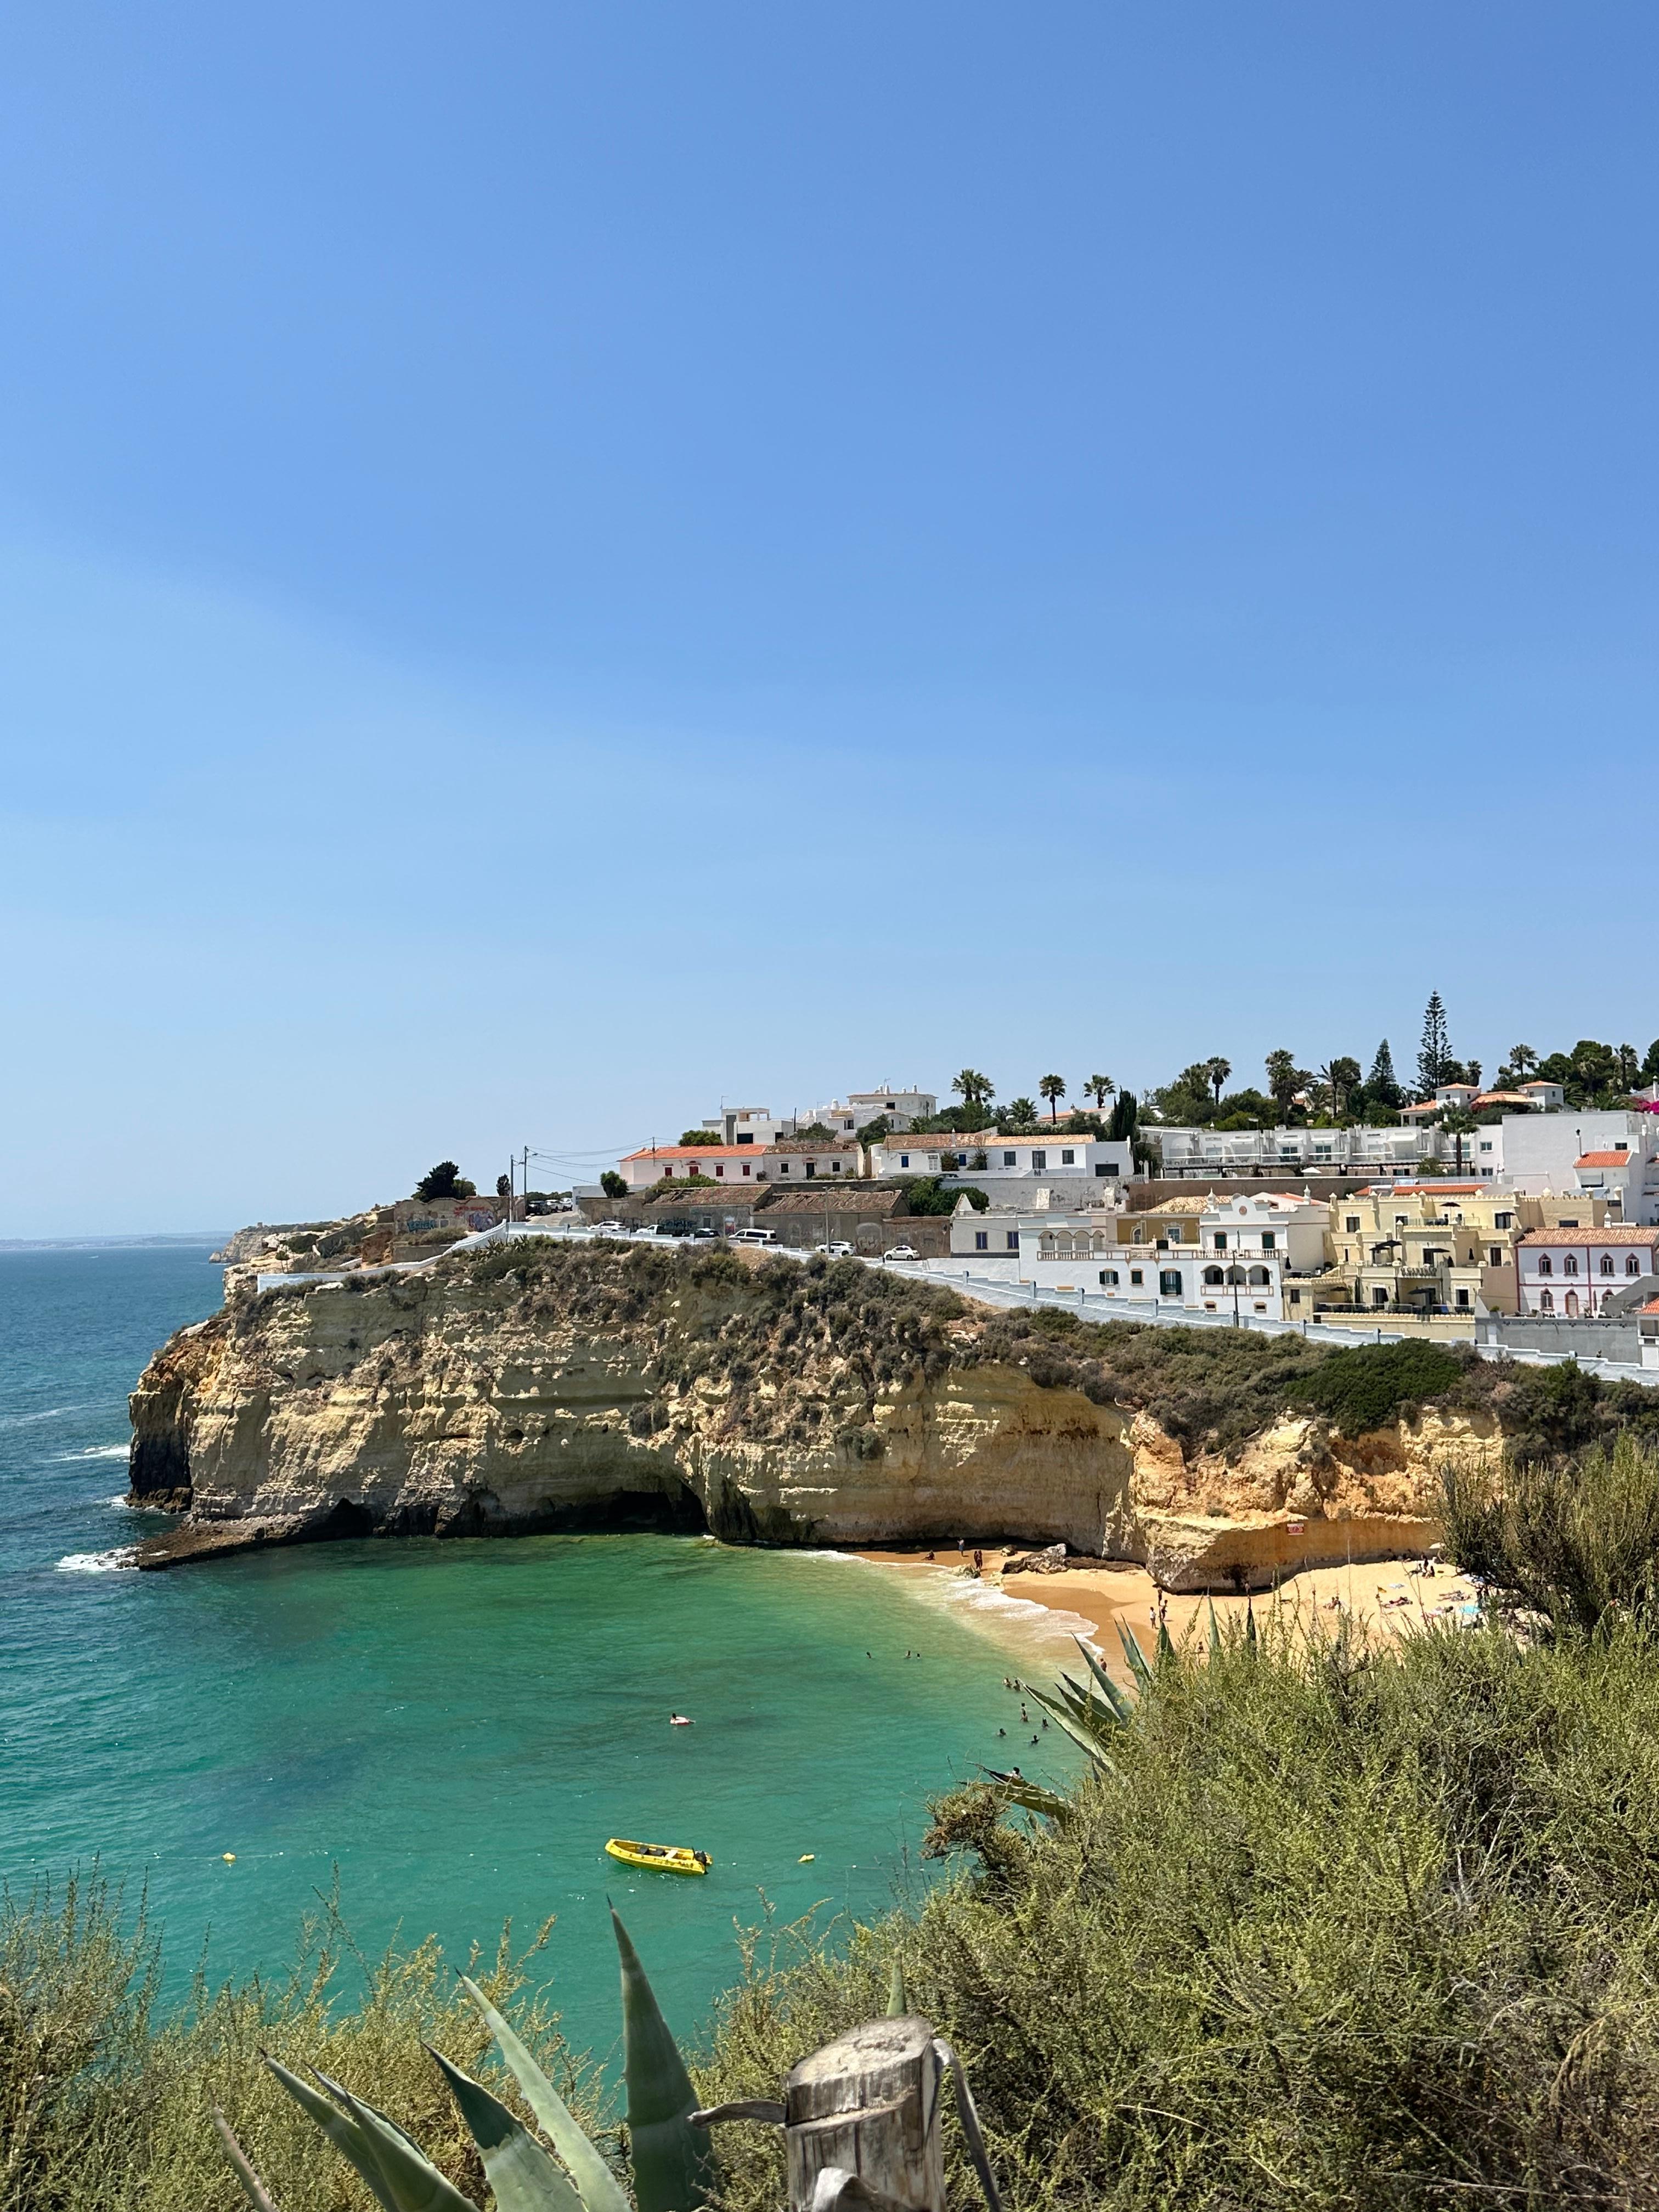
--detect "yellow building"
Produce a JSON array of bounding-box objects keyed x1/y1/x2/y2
[{"x1": 1316, "y1": 1184, "x2": 1609, "y2": 1317}]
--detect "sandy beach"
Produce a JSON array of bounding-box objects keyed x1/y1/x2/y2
[{"x1": 857, "y1": 1544, "x2": 1480, "y2": 1689}]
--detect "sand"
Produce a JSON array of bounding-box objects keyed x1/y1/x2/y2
[{"x1": 856, "y1": 1543, "x2": 1479, "y2": 1689}]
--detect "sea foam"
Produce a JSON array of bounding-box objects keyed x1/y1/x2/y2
[{"x1": 56, "y1": 1547, "x2": 138, "y2": 1575}]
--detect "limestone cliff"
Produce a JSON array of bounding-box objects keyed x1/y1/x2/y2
[{"x1": 128, "y1": 1240, "x2": 1498, "y2": 1587}]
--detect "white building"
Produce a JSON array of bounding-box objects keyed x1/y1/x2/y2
[
  {"x1": 1150, "y1": 1124, "x2": 1437, "y2": 1176},
  {"x1": 800, "y1": 1087, "x2": 938, "y2": 1135},
  {"x1": 618, "y1": 1141, "x2": 860, "y2": 1192},
  {"x1": 1516, "y1": 1224, "x2": 1659, "y2": 1316},
  {"x1": 871, "y1": 1129, "x2": 1135, "y2": 1198},
  {"x1": 1500, "y1": 1110, "x2": 1659, "y2": 1224},
  {"x1": 698, "y1": 1105, "x2": 795, "y2": 1146}
]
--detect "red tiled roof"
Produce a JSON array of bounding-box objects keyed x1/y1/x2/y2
[
  {"x1": 622, "y1": 1146, "x2": 769, "y2": 1162},
  {"x1": 1577, "y1": 1153, "x2": 1633, "y2": 1167}
]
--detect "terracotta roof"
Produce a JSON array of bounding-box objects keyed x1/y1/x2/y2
[
  {"x1": 623, "y1": 1146, "x2": 766, "y2": 1162},
  {"x1": 758, "y1": 1188, "x2": 905, "y2": 1216},
  {"x1": 1577, "y1": 1152, "x2": 1633, "y2": 1167},
  {"x1": 1519, "y1": 1225, "x2": 1659, "y2": 1246}
]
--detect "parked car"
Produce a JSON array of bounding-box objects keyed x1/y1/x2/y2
[
  {"x1": 884, "y1": 1244, "x2": 920, "y2": 1263},
  {"x1": 826, "y1": 1241, "x2": 856, "y2": 1258},
  {"x1": 732, "y1": 1228, "x2": 778, "y2": 1246}
]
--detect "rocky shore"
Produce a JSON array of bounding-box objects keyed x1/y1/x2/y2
[{"x1": 127, "y1": 1238, "x2": 1502, "y2": 1589}]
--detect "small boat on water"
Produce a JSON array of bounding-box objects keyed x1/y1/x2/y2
[{"x1": 605, "y1": 1837, "x2": 710, "y2": 1876}]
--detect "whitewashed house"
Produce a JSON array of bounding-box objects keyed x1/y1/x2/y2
[
  {"x1": 1503, "y1": 1110, "x2": 1659, "y2": 1224},
  {"x1": 802, "y1": 1087, "x2": 938, "y2": 1135},
  {"x1": 871, "y1": 1130, "x2": 1133, "y2": 1197},
  {"x1": 1516, "y1": 1224, "x2": 1659, "y2": 1316},
  {"x1": 1150, "y1": 1125, "x2": 1436, "y2": 1176}
]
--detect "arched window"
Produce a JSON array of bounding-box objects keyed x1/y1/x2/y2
[
  {"x1": 1600, "y1": 1254, "x2": 1615, "y2": 1276},
  {"x1": 1540, "y1": 1289, "x2": 1554, "y2": 1312},
  {"x1": 1248, "y1": 1266, "x2": 1271, "y2": 1286},
  {"x1": 1226, "y1": 1265, "x2": 1246, "y2": 1285},
  {"x1": 1629, "y1": 1256, "x2": 1643, "y2": 1276},
  {"x1": 1537, "y1": 1256, "x2": 1553, "y2": 1275},
  {"x1": 1565, "y1": 1290, "x2": 1580, "y2": 1317},
  {"x1": 1564, "y1": 1255, "x2": 1579, "y2": 1276},
  {"x1": 1203, "y1": 1267, "x2": 1223, "y2": 1286}
]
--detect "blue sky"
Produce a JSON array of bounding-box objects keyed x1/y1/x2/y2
[{"x1": 2, "y1": 3, "x2": 1654, "y2": 1234}]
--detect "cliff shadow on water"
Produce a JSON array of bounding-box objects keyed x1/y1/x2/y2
[{"x1": 127, "y1": 1239, "x2": 1659, "y2": 1586}]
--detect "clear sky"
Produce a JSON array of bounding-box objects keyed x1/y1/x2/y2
[{"x1": 2, "y1": 3, "x2": 1654, "y2": 1234}]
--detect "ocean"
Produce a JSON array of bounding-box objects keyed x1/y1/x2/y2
[{"x1": 0, "y1": 1242, "x2": 1076, "y2": 2046}]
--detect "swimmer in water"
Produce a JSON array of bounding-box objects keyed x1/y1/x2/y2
[{"x1": 669, "y1": 1713, "x2": 693, "y2": 1725}]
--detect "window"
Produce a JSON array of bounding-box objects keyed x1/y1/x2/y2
[
  {"x1": 715, "y1": 1164, "x2": 725, "y2": 1177},
  {"x1": 1630, "y1": 1256, "x2": 1643, "y2": 1276},
  {"x1": 1032, "y1": 1151, "x2": 1047, "y2": 1171},
  {"x1": 1261, "y1": 1231, "x2": 1276, "y2": 1251},
  {"x1": 1130, "y1": 1267, "x2": 1144, "y2": 1286},
  {"x1": 780, "y1": 1161, "x2": 791, "y2": 1174},
  {"x1": 1540, "y1": 1289, "x2": 1554, "y2": 1312},
  {"x1": 1006, "y1": 1232, "x2": 1019, "y2": 1250},
  {"x1": 1289, "y1": 1289, "x2": 1301, "y2": 1305},
  {"x1": 1479, "y1": 1141, "x2": 1493, "y2": 1153},
  {"x1": 1373, "y1": 1288, "x2": 1389, "y2": 1307},
  {"x1": 1563, "y1": 1255, "x2": 1579, "y2": 1276},
  {"x1": 1060, "y1": 1149, "x2": 1075, "y2": 1165},
  {"x1": 1159, "y1": 1269, "x2": 1182, "y2": 1297},
  {"x1": 1214, "y1": 1231, "x2": 1227, "y2": 1250},
  {"x1": 1102, "y1": 1268, "x2": 1119, "y2": 1286},
  {"x1": 1094, "y1": 1163, "x2": 1110, "y2": 1176},
  {"x1": 1559, "y1": 1218, "x2": 1579, "y2": 1228},
  {"x1": 1489, "y1": 1246, "x2": 1502, "y2": 1266},
  {"x1": 1456, "y1": 1288, "x2": 1470, "y2": 1307},
  {"x1": 1346, "y1": 1216, "x2": 1361, "y2": 1232},
  {"x1": 899, "y1": 1154, "x2": 910, "y2": 1169},
  {"x1": 1537, "y1": 1256, "x2": 1552, "y2": 1275},
  {"x1": 736, "y1": 1132, "x2": 754, "y2": 1144},
  {"x1": 1495, "y1": 1212, "x2": 1513, "y2": 1229},
  {"x1": 832, "y1": 1160, "x2": 841, "y2": 1172},
  {"x1": 1248, "y1": 1266, "x2": 1271, "y2": 1286},
  {"x1": 742, "y1": 1164, "x2": 752, "y2": 1177},
  {"x1": 1002, "y1": 1150, "x2": 1015, "y2": 1166},
  {"x1": 805, "y1": 1163, "x2": 815, "y2": 1178},
  {"x1": 1203, "y1": 1266, "x2": 1224, "y2": 1285},
  {"x1": 1601, "y1": 1254, "x2": 1615, "y2": 1276},
  {"x1": 974, "y1": 1231, "x2": 988, "y2": 1251},
  {"x1": 1169, "y1": 1223, "x2": 1185, "y2": 1244}
]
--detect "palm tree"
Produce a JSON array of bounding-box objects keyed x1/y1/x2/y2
[
  {"x1": 951, "y1": 1069, "x2": 994, "y2": 1115},
  {"x1": 1005, "y1": 1097, "x2": 1037, "y2": 1127},
  {"x1": 1084, "y1": 1074, "x2": 1116, "y2": 1110},
  {"x1": 1206, "y1": 1057, "x2": 1231, "y2": 1105},
  {"x1": 1441, "y1": 1107, "x2": 1478, "y2": 1177},
  {"x1": 1508, "y1": 1044, "x2": 1539, "y2": 1080},
  {"x1": 1039, "y1": 1074, "x2": 1066, "y2": 1121}
]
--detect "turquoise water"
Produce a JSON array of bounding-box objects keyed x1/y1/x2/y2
[{"x1": 0, "y1": 1245, "x2": 1074, "y2": 2044}]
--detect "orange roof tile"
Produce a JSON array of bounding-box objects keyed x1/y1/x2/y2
[
  {"x1": 1519, "y1": 1225, "x2": 1658, "y2": 1245},
  {"x1": 1577, "y1": 1152, "x2": 1633, "y2": 1167}
]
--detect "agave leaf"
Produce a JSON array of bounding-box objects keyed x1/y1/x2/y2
[
  {"x1": 886, "y1": 1956, "x2": 910, "y2": 2017},
  {"x1": 307, "y1": 2068, "x2": 480, "y2": 2212},
  {"x1": 213, "y1": 2108, "x2": 281, "y2": 2212},
  {"x1": 1245, "y1": 1598, "x2": 1258, "y2": 1652},
  {"x1": 1207, "y1": 1600, "x2": 1221, "y2": 1659},
  {"x1": 612, "y1": 1907, "x2": 713, "y2": 2212},
  {"x1": 1025, "y1": 1694, "x2": 1119, "y2": 1771},
  {"x1": 1155, "y1": 1615, "x2": 1176, "y2": 1667},
  {"x1": 1071, "y1": 1636, "x2": 1136, "y2": 1723},
  {"x1": 429, "y1": 2046, "x2": 585, "y2": 2212},
  {"x1": 460, "y1": 1975, "x2": 630, "y2": 2212},
  {"x1": 999, "y1": 1776, "x2": 1075, "y2": 1821},
  {"x1": 264, "y1": 2056, "x2": 401, "y2": 2212},
  {"x1": 1116, "y1": 1621, "x2": 1154, "y2": 1693}
]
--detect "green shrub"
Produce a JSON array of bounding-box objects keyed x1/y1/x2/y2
[
  {"x1": 1443, "y1": 1429, "x2": 1659, "y2": 1637},
  {"x1": 1286, "y1": 1336, "x2": 1463, "y2": 1435},
  {"x1": 698, "y1": 1618, "x2": 1659, "y2": 2210}
]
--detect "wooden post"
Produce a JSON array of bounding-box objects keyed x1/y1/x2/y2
[{"x1": 783, "y1": 2016, "x2": 944, "y2": 2212}]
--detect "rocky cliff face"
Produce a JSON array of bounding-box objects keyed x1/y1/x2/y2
[{"x1": 128, "y1": 1242, "x2": 1498, "y2": 1587}]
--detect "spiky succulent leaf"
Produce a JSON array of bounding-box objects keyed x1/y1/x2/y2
[
  {"x1": 1245, "y1": 1598, "x2": 1258, "y2": 1652},
  {"x1": 308, "y1": 2069, "x2": 479, "y2": 2212},
  {"x1": 263, "y1": 2057, "x2": 402, "y2": 2211},
  {"x1": 886, "y1": 1956, "x2": 909, "y2": 2017},
  {"x1": 1116, "y1": 1621, "x2": 1154, "y2": 1692},
  {"x1": 1071, "y1": 1636, "x2": 1136, "y2": 1722},
  {"x1": 460, "y1": 1976, "x2": 630, "y2": 2212},
  {"x1": 1207, "y1": 1600, "x2": 1221, "y2": 1658},
  {"x1": 213, "y1": 2109, "x2": 281, "y2": 2212},
  {"x1": 1155, "y1": 1615, "x2": 1176, "y2": 1666},
  {"x1": 428, "y1": 2046, "x2": 585, "y2": 2212},
  {"x1": 611, "y1": 1907, "x2": 713, "y2": 2212}
]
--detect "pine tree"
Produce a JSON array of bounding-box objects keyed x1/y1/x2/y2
[
  {"x1": 1417, "y1": 993, "x2": 1451, "y2": 1098},
  {"x1": 1368, "y1": 1040, "x2": 1400, "y2": 1107}
]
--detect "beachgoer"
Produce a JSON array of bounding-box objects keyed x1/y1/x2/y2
[
  {"x1": 998, "y1": 1726, "x2": 1006, "y2": 1736},
  {"x1": 669, "y1": 1713, "x2": 693, "y2": 1725}
]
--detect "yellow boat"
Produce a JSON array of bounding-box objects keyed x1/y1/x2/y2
[{"x1": 605, "y1": 1837, "x2": 710, "y2": 1876}]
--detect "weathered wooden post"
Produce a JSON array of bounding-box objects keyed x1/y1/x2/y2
[{"x1": 693, "y1": 2012, "x2": 1001, "y2": 2212}]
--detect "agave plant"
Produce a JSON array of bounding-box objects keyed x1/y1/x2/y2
[{"x1": 218, "y1": 1907, "x2": 710, "y2": 2212}]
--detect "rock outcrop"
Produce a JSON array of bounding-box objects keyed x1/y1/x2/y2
[{"x1": 128, "y1": 1241, "x2": 1499, "y2": 1588}]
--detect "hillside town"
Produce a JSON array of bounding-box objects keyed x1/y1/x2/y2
[{"x1": 240, "y1": 1004, "x2": 1659, "y2": 1379}]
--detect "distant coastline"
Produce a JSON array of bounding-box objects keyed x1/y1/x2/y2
[{"x1": 0, "y1": 1233, "x2": 230, "y2": 1252}]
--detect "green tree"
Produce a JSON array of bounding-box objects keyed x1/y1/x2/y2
[
  {"x1": 1039, "y1": 1074, "x2": 1067, "y2": 1120},
  {"x1": 1644, "y1": 1040, "x2": 1659, "y2": 1087},
  {"x1": 1617, "y1": 1043, "x2": 1641, "y2": 1093},
  {"x1": 678, "y1": 1128, "x2": 721, "y2": 1145},
  {"x1": 1084, "y1": 1073, "x2": 1116, "y2": 1109},
  {"x1": 1417, "y1": 991, "x2": 1452, "y2": 1097},
  {"x1": 415, "y1": 1161, "x2": 474, "y2": 1201},
  {"x1": 1440, "y1": 1106, "x2": 1478, "y2": 1177},
  {"x1": 496, "y1": 1173, "x2": 511, "y2": 1198},
  {"x1": 951, "y1": 1069, "x2": 995, "y2": 1115},
  {"x1": 600, "y1": 1171, "x2": 627, "y2": 1199},
  {"x1": 1003, "y1": 1097, "x2": 1037, "y2": 1127},
  {"x1": 1108, "y1": 1090, "x2": 1138, "y2": 1142},
  {"x1": 1503, "y1": 1043, "x2": 1540, "y2": 1082},
  {"x1": 1206, "y1": 1057, "x2": 1231, "y2": 1104},
  {"x1": 1321, "y1": 1056, "x2": 1362, "y2": 1116},
  {"x1": 1367, "y1": 1039, "x2": 1402, "y2": 1108},
  {"x1": 1264, "y1": 1049, "x2": 1306, "y2": 1120}
]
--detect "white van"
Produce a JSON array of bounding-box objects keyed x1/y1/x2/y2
[{"x1": 732, "y1": 1228, "x2": 778, "y2": 1246}]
